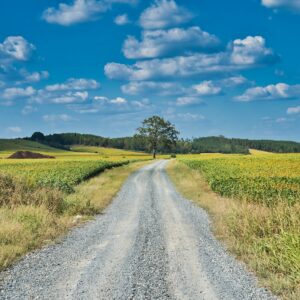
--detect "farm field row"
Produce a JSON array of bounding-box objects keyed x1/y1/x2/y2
[
  {"x1": 173, "y1": 153, "x2": 300, "y2": 298},
  {"x1": 0, "y1": 141, "x2": 155, "y2": 192},
  {"x1": 0, "y1": 159, "x2": 129, "y2": 193},
  {"x1": 179, "y1": 153, "x2": 300, "y2": 205}
]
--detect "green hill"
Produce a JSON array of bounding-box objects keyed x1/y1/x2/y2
[{"x1": 0, "y1": 139, "x2": 66, "y2": 155}]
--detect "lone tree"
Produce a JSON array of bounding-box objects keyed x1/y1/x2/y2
[
  {"x1": 31, "y1": 132, "x2": 45, "y2": 142},
  {"x1": 136, "y1": 116, "x2": 179, "y2": 158}
]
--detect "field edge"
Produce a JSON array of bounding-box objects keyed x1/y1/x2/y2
[
  {"x1": 0, "y1": 160, "x2": 152, "y2": 272},
  {"x1": 166, "y1": 159, "x2": 299, "y2": 300}
]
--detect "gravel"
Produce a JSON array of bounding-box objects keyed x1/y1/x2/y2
[{"x1": 0, "y1": 160, "x2": 276, "y2": 300}]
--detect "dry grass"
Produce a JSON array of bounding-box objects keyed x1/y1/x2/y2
[
  {"x1": 0, "y1": 206, "x2": 69, "y2": 269},
  {"x1": 64, "y1": 160, "x2": 152, "y2": 215},
  {"x1": 0, "y1": 160, "x2": 151, "y2": 271},
  {"x1": 167, "y1": 160, "x2": 300, "y2": 300}
]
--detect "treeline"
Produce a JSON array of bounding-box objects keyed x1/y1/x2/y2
[
  {"x1": 176, "y1": 137, "x2": 300, "y2": 154},
  {"x1": 176, "y1": 137, "x2": 250, "y2": 154},
  {"x1": 28, "y1": 132, "x2": 300, "y2": 154},
  {"x1": 28, "y1": 132, "x2": 148, "y2": 152},
  {"x1": 231, "y1": 138, "x2": 300, "y2": 153}
]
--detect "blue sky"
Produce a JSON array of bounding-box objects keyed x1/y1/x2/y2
[{"x1": 0, "y1": 0, "x2": 300, "y2": 140}]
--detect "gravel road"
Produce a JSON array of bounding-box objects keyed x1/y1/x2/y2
[{"x1": 0, "y1": 160, "x2": 275, "y2": 300}]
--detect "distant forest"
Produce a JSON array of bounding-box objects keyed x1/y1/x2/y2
[{"x1": 26, "y1": 132, "x2": 300, "y2": 154}]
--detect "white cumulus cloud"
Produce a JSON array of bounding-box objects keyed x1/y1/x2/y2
[
  {"x1": 94, "y1": 95, "x2": 127, "y2": 104},
  {"x1": 20, "y1": 70, "x2": 49, "y2": 83},
  {"x1": 176, "y1": 97, "x2": 203, "y2": 106},
  {"x1": 115, "y1": 14, "x2": 130, "y2": 25},
  {"x1": 46, "y1": 78, "x2": 100, "y2": 91},
  {"x1": 111, "y1": 97, "x2": 127, "y2": 104},
  {"x1": 105, "y1": 36, "x2": 278, "y2": 81},
  {"x1": 2, "y1": 86, "x2": 36, "y2": 100},
  {"x1": 139, "y1": 0, "x2": 193, "y2": 29},
  {"x1": 236, "y1": 83, "x2": 300, "y2": 102},
  {"x1": 0, "y1": 36, "x2": 35, "y2": 62},
  {"x1": 230, "y1": 36, "x2": 278, "y2": 65},
  {"x1": 220, "y1": 75, "x2": 249, "y2": 87},
  {"x1": 123, "y1": 27, "x2": 220, "y2": 59},
  {"x1": 43, "y1": 0, "x2": 137, "y2": 26},
  {"x1": 193, "y1": 81, "x2": 222, "y2": 96},
  {"x1": 121, "y1": 81, "x2": 185, "y2": 95},
  {"x1": 51, "y1": 91, "x2": 89, "y2": 104},
  {"x1": 262, "y1": 0, "x2": 300, "y2": 10}
]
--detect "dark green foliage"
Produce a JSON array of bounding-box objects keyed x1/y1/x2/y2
[
  {"x1": 176, "y1": 136, "x2": 300, "y2": 154},
  {"x1": 231, "y1": 138, "x2": 300, "y2": 153},
  {"x1": 26, "y1": 132, "x2": 300, "y2": 155},
  {"x1": 191, "y1": 137, "x2": 249, "y2": 154},
  {"x1": 31, "y1": 133, "x2": 148, "y2": 152},
  {"x1": 136, "y1": 116, "x2": 179, "y2": 158},
  {"x1": 31, "y1": 132, "x2": 45, "y2": 142}
]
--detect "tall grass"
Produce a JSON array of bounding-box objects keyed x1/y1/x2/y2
[
  {"x1": 0, "y1": 173, "x2": 64, "y2": 212},
  {"x1": 226, "y1": 200, "x2": 300, "y2": 298},
  {"x1": 0, "y1": 173, "x2": 69, "y2": 268}
]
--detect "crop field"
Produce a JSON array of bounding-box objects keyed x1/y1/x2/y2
[
  {"x1": 179, "y1": 153, "x2": 300, "y2": 205},
  {"x1": 176, "y1": 153, "x2": 300, "y2": 297},
  {"x1": 0, "y1": 139, "x2": 65, "y2": 155},
  {"x1": 0, "y1": 141, "x2": 154, "y2": 193},
  {"x1": 0, "y1": 139, "x2": 155, "y2": 158},
  {"x1": 0, "y1": 148, "x2": 153, "y2": 193},
  {"x1": 70, "y1": 145, "x2": 149, "y2": 156},
  {"x1": 0, "y1": 159, "x2": 129, "y2": 193}
]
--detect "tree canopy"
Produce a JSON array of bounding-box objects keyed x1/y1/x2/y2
[{"x1": 136, "y1": 116, "x2": 179, "y2": 158}]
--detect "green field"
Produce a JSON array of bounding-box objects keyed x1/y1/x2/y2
[
  {"x1": 176, "y1": 153, "x2": 300, "y2": 298},
  {"x1": 0, "y1": 141, "x2": 152, "y2": 192},
  {"x1": 0, "y1": 138, "x2": 156, "y2": 194},
  {"x1": 180, "y1": 153, "x2": 300, "y2": 205},
  {"x1": 70, "y1": 145, "x2": 149, "y2": 156},
  {"x1": 0, "y1": 139, "x2": 66, "y2": 155},
  {"x1": 0, "y1": 159, "x2": 129, "y2": 193},
  {"x1": 0, "y1": 139, "x2": 154, "y2": 160}
]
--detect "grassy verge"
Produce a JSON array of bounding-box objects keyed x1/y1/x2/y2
[
  {"x1": 64, "y1": 160, "x2": 152, "y2": 215},
  {"x1": 0, "y1": 160, "x2": 151, "y2": 271},
  {"x1": 167, "y1": 160, "x2": 300, "y2": 300}
]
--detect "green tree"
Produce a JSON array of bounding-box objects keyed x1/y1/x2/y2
[
  {"x1": 136, "y1": 116, "x2": 179, "y2": 158},
  {"x1": 31, "y1": 132, "x2": 45, "y2": 141}
]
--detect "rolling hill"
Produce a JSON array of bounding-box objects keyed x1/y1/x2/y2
[{"x1": 0, "y1": 139, "x2": 66, "y2": 155}]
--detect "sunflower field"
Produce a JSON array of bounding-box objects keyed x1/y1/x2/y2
[{"x1": 180, "y1": 154, "x2": 300, "y2": 205}]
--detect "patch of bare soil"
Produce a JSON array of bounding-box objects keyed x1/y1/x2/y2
[{"x1": 8, "y1": 151, "x2": 55, "y2": 159}]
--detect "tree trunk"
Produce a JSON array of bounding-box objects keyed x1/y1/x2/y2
[{"x1": 153, "y1": 149, "x2": 156, "y2": 159}]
